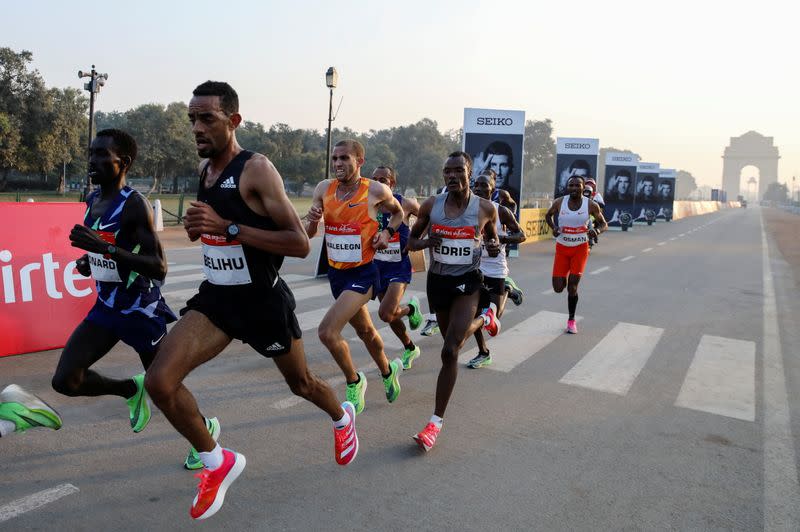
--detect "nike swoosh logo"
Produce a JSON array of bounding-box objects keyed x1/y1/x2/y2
[
  {"x1": 351, "y1": 284, "x2": 364, "y2": 289},
  {"x1": 348, "y1": 202, "x2": 365, "y2": 208},
  {"x1": 150, "y1": 332, "x2": 166, "y2": 346},
  {"x1": 98, "y1": 222, "x2": 115, "y2": 230}
]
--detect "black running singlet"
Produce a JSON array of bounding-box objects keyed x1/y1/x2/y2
[{"x1": 197, "y1": 150, "x2": 283, "y2": 288}]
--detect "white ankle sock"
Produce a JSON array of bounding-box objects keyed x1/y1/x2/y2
[
  {"x1": 0, "y1": 419, "x2": 16, "y2": 437},
  {"x1": 199, "y1": 444, "x2": 224, "y2": 470},
  {"x1": 333, "y1": 410, "x2": 350, "y2": 430},
  {"x1": 430, "y1": 415, "x2": 443, "y2": 428}
]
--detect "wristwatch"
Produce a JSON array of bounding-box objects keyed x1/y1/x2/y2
[
  {"x1": 226, "y1": 222, "x2": 240, "y2": 242},
  {"x1": 106, "y1": 244, "x2": 117, "y2": 256}
]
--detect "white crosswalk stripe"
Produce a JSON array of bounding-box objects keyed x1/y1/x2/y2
[
  {"x1": 559, "y1": 322, "x2": 664, "y2": 395},
  {"x1": 674, "y1": 335, "x2": 755, "y2": 421}
]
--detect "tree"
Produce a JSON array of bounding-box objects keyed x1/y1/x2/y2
[
  {"x1": 521, "y1": 119, "x2": 556, "y2": 198},
  {"x1": 675, "y1": 170, "x2": 698, "y2": 199},
  {"x1": 763, "y1": 182, "x2": 788, "y2": 202}
]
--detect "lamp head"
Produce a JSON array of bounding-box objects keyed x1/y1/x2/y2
[{"x1": 325, "y1": 66, "x2": 338, "y2": 89}]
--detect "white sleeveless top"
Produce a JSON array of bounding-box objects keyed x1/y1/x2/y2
[
  {"x1": 556, "y1": 196, "x2": 590, "y2": 247},
  {"x1": 480, "y1": 203, "x2": 508, "y2": 278}
]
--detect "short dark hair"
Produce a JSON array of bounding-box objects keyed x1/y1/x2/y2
[
  {"x1": 447, "y1": 150, "x2": 473, "y2": 176},
  {"x1": 615, "y1": 169, "x2": 632, "y2": 179},
  {"x1": 569, "y1": 159, "x2": 591, "y2": 174},
  {"x1": 640, "y1": 175, "x2": 655, "y2": 184},
  {"x1": 96, "y1": 129, "x2": 137, "y2": 167},
  {"x1": 192, "y1": 81, "x2": 239, "y2": 115},
  {"x1": 485, "y1": 141, "x2": 514, "y2": 168},
  {"x1": 478, "y1": 168, "x2": 497, "y2": 181},
  {"x1": 374, "y1": 165, "x2": 397, "y2": 185},
  {"x1": 334, "y1": 139, "x2": 365, "y2": 159}
]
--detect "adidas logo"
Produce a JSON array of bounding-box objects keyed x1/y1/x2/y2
[
  {"x1": 220, "y1": 176, "x2": 236, "y2": 189},
  {"x1": 456, "y1": 284, "x2": 466, "y2": 292},
  {"x1": 265, "y1": 342, "x2": 284, "y2": 351}
]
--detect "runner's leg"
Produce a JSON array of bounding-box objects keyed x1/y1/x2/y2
[
  {"x1": 378, "y1": 282, "x2": 412, "y2": 347},
  {"x1": 318, "y1": 289, "x2": 374, "y2": 382},
  {"x1": 145, "y1": 310, "x2": 231, "y2": 453},
  {"x1": 52, "y1": 321, "x2": 134, "y2": 398},
  {"x1": 349, "y1": 302, "x2": 389, "y2": 375}
]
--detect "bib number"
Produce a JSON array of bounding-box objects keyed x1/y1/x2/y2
[
  {"x1": 201, "y1": 234, "x2": 252, "y2": 285},
  {"x1": 325, "y1": 223, "x2": 363, "y2": 263}
]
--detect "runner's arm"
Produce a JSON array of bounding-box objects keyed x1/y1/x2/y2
[
  {"x1": 114, "y1": 192, "x2": 168, "y2": 281},
  {"x1": 402, "y1": 196, "x2": 420, "y2": 224},
  {"x1": 497, "y1": 189, "x2": 517, "y2": 212},
  {"x1": 480, "y1": 198, "x2": 500, "y2": 257},
  {"x1": 545, "y1": 198, "x2": 561, "y2": 236},
  {"x1": 371, "y1": 181, "x2": 403, "y2": 250},
  {"x1": 498, "y1": 205, "x2": 526, "y2": 245},
  {"x1": 588, "y1": 201, "x2": 608, "y2": 235},
  {"x1": 406, "y1": 197, "x2": 440, "y2": 251},
  {"x1": 304, "y1": 180, "x2": 327, "y2": 238}
]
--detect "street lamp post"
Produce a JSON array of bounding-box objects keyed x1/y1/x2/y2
[
  {"x1": 78, "y1": 65, "x2": 108, "y2": 200},
  {"x1": 324, "y1": 67, "x2": 338, "y2": 181}
]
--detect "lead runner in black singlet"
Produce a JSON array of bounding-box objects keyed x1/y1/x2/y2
[{"x1": 144, "y1": 81, "x2": 358, "y2": 521}]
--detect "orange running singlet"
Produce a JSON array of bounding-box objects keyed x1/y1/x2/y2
[{"x1": 323, "y1": 178, "x2": 379, "y2": 269}]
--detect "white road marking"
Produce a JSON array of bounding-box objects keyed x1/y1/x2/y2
[
  {"x1": 590, "y1": 266, "x2": 610, "y2": 275},
  {"x1": 679, "y1": 233, "x2": 686, "y2": 237},
  {"x1": 459, "y1": 311, "x2": 576, "y2": 372},
  {"x1": 669, "y1": 237, "x2": 677, "y2": 241},
  {"x1": 167, "y1": 264, "x2": 203, "y2": 273},
  {"x1": 674, "y1": 335, "x2": 755, "y2": 421},
  {"x1": 0, "y1": 484, "x2": 79, "y2": 524},
  {"x1": 760, "y1": 214, "x2": 800, "y2": 530},
  {"x1": 642, "y1": 247, "x2": 653, "y2": 253},
  {"x1": 559, "y1": 322, "x2": 663, "y2": 395},
  {"x1": 620, "y1": 256, "x2": 635, "y2": 262},
  {"x1": 657, "y1": 241, "x2": 667, "y2": 246},
  {"x1": 542, "y1": 288, "x2": 555, "y2": 295},
  {"x1": 164, "y1": 272, "x2": 206, "y2": 284},
  {"x1": 281, "y1": 274, "x2": 312, "y2": 283}
]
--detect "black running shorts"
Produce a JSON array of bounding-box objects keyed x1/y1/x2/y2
[
  {"x1": 426, "y1": 270, "x2": 489, "y2": 312},
  {"x1": 181, "y1": 278, "x2": 301, "y2": 357},
  {"x1": 482, "y1": 275, "x2": 506, "y2": 296}
]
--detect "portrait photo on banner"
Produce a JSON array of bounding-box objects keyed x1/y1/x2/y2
[{"x1": 463, "y1": 132, "x2": 524, "y2": 209}]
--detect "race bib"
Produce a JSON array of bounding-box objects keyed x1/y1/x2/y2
[
  {"x1": 88, "y1": 230, "x2": 122, "y2": 283},
  {"x1": 325, "y1": 223, "x2": 363, "y2": 263},
  {"x1": 431, "y1": 224, "x2": 476, "y2": 265},
  {"x1": 374, "y1": 232, "x2": 401, "y2": 263},
  {"x1": 201, "y1": 234, "x2": 252, "y2": 285},
  {"x1": 557, "y1": 226, "x2": 589, "y2": 246}
]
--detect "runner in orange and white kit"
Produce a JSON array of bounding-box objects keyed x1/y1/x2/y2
[
  {"x1": 305, "y1": 140, "x2": 405, "y2": 415},
  {"x1": 545, "y1": 175, "x2": 607, "y2": 334},
  {"x1": 370, "y1": 166, "x2": 424, "y2": 370},
  {"x1": 406, "y1": 151, "x2": 502, "y2": 451}
]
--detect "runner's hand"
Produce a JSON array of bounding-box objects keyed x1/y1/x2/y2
[
  {"x1": 69, "y1": 224, "x2": 108, "y2": 254},
  {"x1": 372, "y1": 229, "x2": 390, "y2": 250},
  {"x1": 184, "y1": 201, "x2": 226, "y2": 238},
  {"x1": 306, "y1": 205, "x2": 323, "y2": 224},
  {"x1": 485, "y1": 238, "x2": 500, "y2": 257},
  {"x1": 75, "y1": 254, "x2": 91, "y2": 277}
]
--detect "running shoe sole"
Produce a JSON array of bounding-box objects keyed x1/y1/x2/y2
[
  {"x1": 0, "y1": 385, "x2": 63, "y2": 431},
  {"x1": 193, "y1": 452, "x2": 246, "y2": 520}
]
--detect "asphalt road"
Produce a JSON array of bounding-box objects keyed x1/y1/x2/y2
[{"x1": 2, "y1": 206, "x2": 799, "y2": 531}]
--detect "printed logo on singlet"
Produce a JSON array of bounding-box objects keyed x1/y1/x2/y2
[
  {"x1": 347, "y1": 202, "x2": 366, "y2": 208},
  {"x1": 98, "y1": 221, "x2": 115, "y2": 230},
  {"x1": 219, "y1": 176, "x2": 236, "y2": 189},
  {"x1": 265, "y1": 342, "x2": 284, "y2": 351},
  {"x1": 201, "y1": 234, "x2": 252, "y2": 285},
  {"x1": 374, "y1": 231, "x2": 401, "y2": 262},
  {"x1": 431, "y1": 225, "x2": 476, "y2": 265},
  {"x1": 325, "y1": 223, "x2": 363, "y2": 263},
  {"x1": 88, "y1": 230, "x2": 122, "y2": 283}
]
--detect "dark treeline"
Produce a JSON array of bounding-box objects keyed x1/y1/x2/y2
[{"x1": 1, "y1": 47, "x2": 698, "y2": 200}]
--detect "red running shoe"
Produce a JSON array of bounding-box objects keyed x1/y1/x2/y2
[
  {"x1": 566, "y1": 319, "x2": 578, "y2": 334},
  {"x1": 334, "y1": 401, "x2": 359, "y2": 466},
  {"x1": 481, "y1": 307, "x2": 501, "y2": 337},
  {"x1": 412, "y1": 422, "x2": 441, "y2": 452},
  {"x1": 190, "y1": 449, "x2": 246, "y2": 520}
]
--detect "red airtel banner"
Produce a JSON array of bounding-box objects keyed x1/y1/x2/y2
[{"x1": 0, "y1": 203, "x2": 96, "y2": 357}]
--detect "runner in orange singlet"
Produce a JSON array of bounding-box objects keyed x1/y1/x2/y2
[{"x1": 305, "y1": 139, "x2": 404, "y2": 414}]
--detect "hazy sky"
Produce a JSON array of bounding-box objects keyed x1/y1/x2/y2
[{"x1": 6, "y1": 0, "x2": 799, "y2": 190}]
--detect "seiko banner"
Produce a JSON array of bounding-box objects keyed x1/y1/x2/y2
[
  {"x1": 554, "y1": 137, "x2": 599, "y2": 198},
  {"x1": 0, "y1": 203, "x2": 96, "y2": 357},
  {"x1": 633, "y1": 162, "x2": 660, "y2": 225},
  {"x1": 603, "y1": 151, "x2": 640, "y2": 230},
  {"x1": 463, "y1": 108, "x2": 525, "y2": 214},
  {"x1": 656, "y1": 169, "x2": 676, "y2": 221}
]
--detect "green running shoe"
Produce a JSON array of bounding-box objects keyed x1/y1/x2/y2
[
  {"x1": 401, "y1": 345, "x2": 421, "y2": 370},
  {"x1": 467, "y1": 351, "x2": 492, "y2": 369},
  {"x1": 383, "y1": 358, "x2": 402, "y2": 403},
  {"x1": 346, "y1": 372, "x2": 368, "y2": 415},
  {"x1": 184, "y1": 417, "x2": 221, "y2": 470},
  {"x1": 0, "y1": 384, "x2": 63, "y2": 432},
  {"x1": 420, "y1": 319, "x2": 439, "y2": 337},
  {"x1": 126, "y1": 373, "x2": 151, "y2": 433},
  {"x1": 505, "y1": 277, "x2": 524, "y2": 306},
  {"x1": 407, "y1": 296, "x2": 423, "y2": 330}
]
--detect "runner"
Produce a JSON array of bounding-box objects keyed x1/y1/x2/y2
[
  {"x1": 144, "y1": 81, "x2": 358, "y2": 521},
  {"x1": 371, "y1": 166, "x2": 424, "y2": 369},
  {"x1": 0, "y1": 385, "x2": 63, "y2": 437},
  {"x1": 406, "y1": 151, "x2": 502, "y2": 451},
  {"x1": 467, "y1": 173, "x2": 526, "y2": 369},
  {"x1": 51, "y1": 128, "x2": 177, "y2": 440},
  {"x1": 544, "y1": 175, "x2": 608, "y2": 334},
  {"x1": 305, "y1": 140, "x2": 405, "y2": 414}
]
